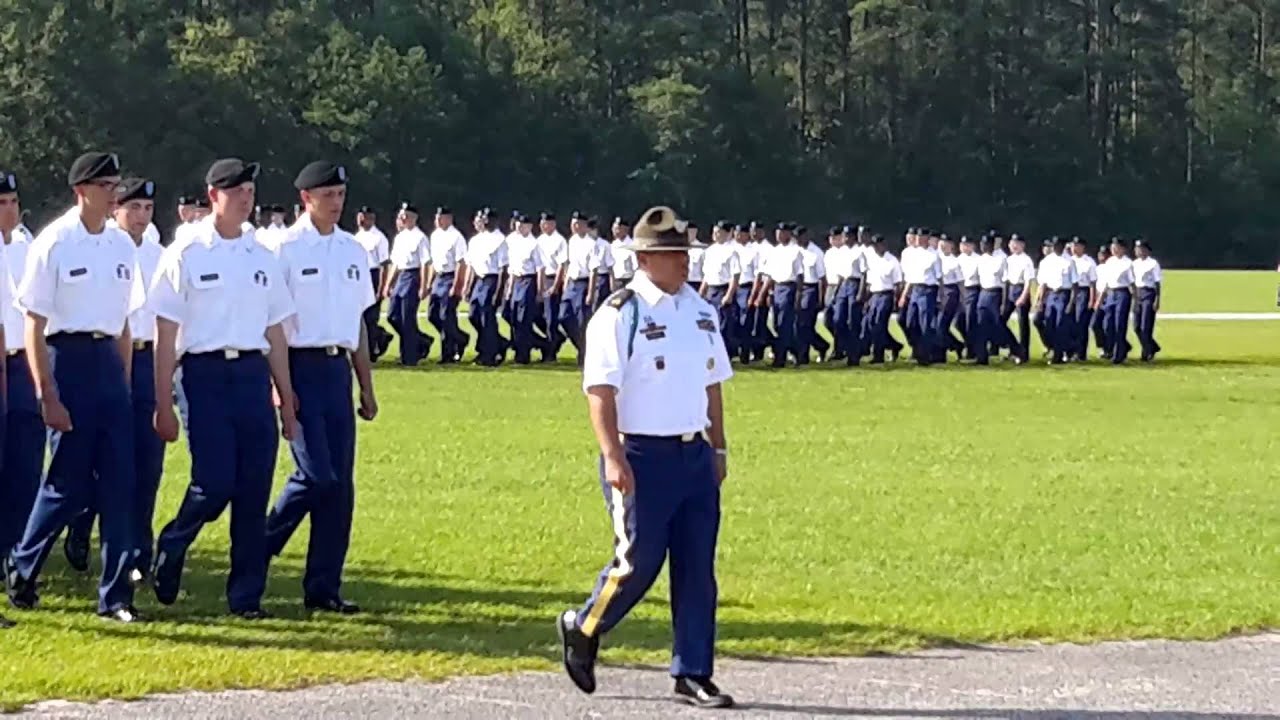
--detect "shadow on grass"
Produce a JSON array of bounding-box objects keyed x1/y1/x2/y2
[{"x1": 49, "y1": 550, "x2": 1001, "y2": 664}]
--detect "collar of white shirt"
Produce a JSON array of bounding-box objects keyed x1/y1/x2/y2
[
  {"x1": 191, "y1": 217, "x2": 258, "y2": 250},
  {"x1": 631, "y1": 272, "x2": 695, "y2": 307}
]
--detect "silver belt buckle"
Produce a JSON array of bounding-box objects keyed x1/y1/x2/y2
[
  {"x1": 680, "y1": 432, "x2": 698, "y2": 442},
  {"x1": 325, "y1": 346, "x2": 340, "y2": 356},
  {"x1": 92, "y1": 331, "x2": 107, "y2": 340},
  {"x1": 223, "y1": 349, "x2": 241, "y2": 360}
]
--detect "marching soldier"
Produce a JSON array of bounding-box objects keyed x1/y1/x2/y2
[
  {"x1": 464, "y1": 208, "x2": 508, "y2": 366},
  {"x1": 425, "y1": 207, "x2": 470, "y2": 363},
  {"x1": 1035, "y1": 236, "x2": 1076, "y2": 364},
  {"x1": 382, "y1": 203, "x2": 432, "y2": 366},
  {"x1": 557, "y1": 205, "x2": 734, "y2": 709},
  {"x1": 1132, "y1": 239, "x2": 1162, "y2": 362},
  {"x1": 264, "y1": 160, "x2": 378, "y2": 613},
  {"x1": 353, "y1": 206, "x2": 392, "y2": 360},
  {"x1": 609, "y1": 218, "x2": 636, "y2": 292},
  {"x1": 504, "y1": 214, "x2": 546, "y2": 364},
  {"x1": 3, "y1": 152, "x2": 144, "y2": 623},
  {"x1": 149, "y1": 158, "x2": 297, "y2": 620}
]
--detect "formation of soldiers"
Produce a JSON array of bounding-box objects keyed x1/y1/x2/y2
[{"x1": 346, "y1": 208, "x2": 1165, "y2": 368}]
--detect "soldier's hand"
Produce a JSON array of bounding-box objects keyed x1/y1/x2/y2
[
  {"x1": 418, "y1": 286, "x2": 429, "y2": 300},
  {"x1": 720, "y1": 295, "x2": 732, "y2": 308},
  {"x1": 358, "y1": 388, "x2": 378, "y2": 421},
  {"x1": 40, "y1": 395, "x2": 72, "y2": 433},
  {"x1": 603, "y1": 451, "x2": 635, "y2": 494},
  {"x1": 713, "y1": 455, "x2": 728, "y2": 486},
  {"x1": 280, "y1": 404, "x2": 298, "y2": 442},
  {"x1": 154, "y1": 405, "x2": 179, "y2": 443}
]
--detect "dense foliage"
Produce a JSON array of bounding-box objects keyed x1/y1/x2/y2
[{"x1": 2, "y1": 0, "x2": 1278, "y2": 265}]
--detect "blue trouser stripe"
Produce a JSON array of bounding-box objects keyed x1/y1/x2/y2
[{"x1": 575, "y1": 435, "x2": 720, "y2": 678}]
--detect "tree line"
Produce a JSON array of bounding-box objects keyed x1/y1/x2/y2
[{"x1": 1, "y1": 0, "x2": 1278, "y2": 266}]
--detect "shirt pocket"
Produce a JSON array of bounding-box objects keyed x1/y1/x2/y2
[{"x1": 188, "y1": 262, "x2": 226, "y2": 292}]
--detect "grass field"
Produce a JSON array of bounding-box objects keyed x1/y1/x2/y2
[{"x1": 1, "y1": 270, "x2": 1278, "y2": 709}]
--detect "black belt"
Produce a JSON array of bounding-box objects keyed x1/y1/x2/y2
[
  {"x1": 49, "y1": 331, "x2": 114, "y2": 342},
  {"x1": 943, "y1": 283, "x2": 961, "y2": 289},
  {"x1": 570, "y1": 277, "x2": 589, "y2": 283},
  {"x1": 290, "y1": 346, "x2": 349, "y2": 358},
  {"x1": 774, "y1": 281, "x2": 797, "y2": 287},
  {"x1": 706, "y1": 284, "x2": 729, "y2": 290},
  {"x1": 623, "y1": 432, "x2": 706, "y2": 444},
  {"x1": 871, "y1": 290, "x2": 895, "y2": 296},
  {"x1": 479, "y1": 274, "x2": 500, "y2": 279},
  {"x1": 963, "y1": 284, "x2": 980, "y2": 289},
  {"x1": 911, "y1": 284, "x2": 939, "y2": 289},
  {"x1": 1050, "y1": 288, "x2": 1072, "y2": 295},
  {"x1": 186, "y1": 349, "x2": 264, "y2": 360},
  {"x1": 5, "y1": 348, "x2": 25, "y2": 358},
  {"x1": 437, "y1": 271, "x2": 456, "y2": 277},
  {"x1": 133, "y1": 340, "x2": 154, "y2": 351},
  {"x1": 980, "y1": 287, "x2": 1004, "y2": 292}
]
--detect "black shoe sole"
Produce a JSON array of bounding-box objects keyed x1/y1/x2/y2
[
  {"x1": 674, "y1": 693, "x2": 735, "y2": 709},
  {"x1": 555, "y1": 615, "x2": 596, "y2": 694}
]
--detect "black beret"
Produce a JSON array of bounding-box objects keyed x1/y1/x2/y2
[
  {"x1": 586, "y1": 216, "x2": 599, "y2": 229},
  {"x1": 358, "y1": 205, "x2": 376, "y2": 214},
  {"x1": 193, "y1": 197, "x2": 210, "y2": 209},
  {"x1": 686, "y1": 221, "x2": 699, "y2": 230},
  {"x1": 510, "y1": 209, "x2": 522, "y2": 219},
  {"x1": 775, "y1": 222, "x2": 788, "y2": 231},
  {"x1": 399, "y1": 201, "x2": 419, "y2": 214},
  {"x1": 0, "y1": 171, "x2": 16, "y2": 195},
  {"x1": 796, "y1": 225, "x2": 808, "y2": 236},
  {"x1": 517, "y1": 214, "x2": 533, "y2": 224},
  {"x1": 734, "y1": 223, "x2": 749, "y2": 232},
  {"x1": 115, "y1": 177, "x2": 156, "y2": 203},
  {"x1": 570, "y1": 210, "x2": 587, "y2": 221},
  {"x1": 475, "y1": 206, "x2": 494, "y2": 219},
  {"x1": 1010, "y1": 233, "x2": 1023, "y2": 242},
  {"x1": 938, "y1": 233, "x2": 950, "y2": 242},
  {"x1": 829, "y1": 225, "x2": 842, "y2": 236},
  {"x1": 1110, "y1": 236, "x2": 1127, "y2": 247},
  {"x1": 436, "y1": 205, "x2": 452, "y2": 215},
  {"x1": 613, "y1": 216, "x2": 631, "y2": 227},
  {"x1": 68, "y1": 152, "x2": 120, "y2": 187},
  {"x1": 1135, "y1": 238, "x2": 1152, "y2": 250},
  {"x1": 294, "y1": 161, "x2": 348, "y2": 191},
  {"x1": 906, "y1": 227, "x2": 917, "y2": 235},
  {"x1": 716, "y1": 220, "x2": 732, "y2": 232},
  {"x1": 177, "y1": 195, "x2": 194, "y2": 206},
  {"x1": 841, "y1": 225, "x2": 855, "y2": 235},
  {"x1": 748, "y1": 220, "x2": 763, "y2": 231},
  {"x1": 872, "y1": 233, "x2": 886, "y2": 243},
  {"x1": 540, "y1": 211, "x2": 556, "y2": 221},
  {"x1": 1072, "y1": 236, "x2": 1085, "y2": 244},
  {"x1": 205, "y1": 158, "x2": 260, "y2": 190},
  {"x1": 269, "y1": 204, "x2": 287, "y2": 214},
  {"x1": 960, "y1": 235, "x2": 975, "y2": 244}
]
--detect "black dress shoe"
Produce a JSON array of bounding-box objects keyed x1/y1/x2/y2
[
  {"x1": 63, "y1": 528, "x2": 91, "y2": 572},
  {"x1": 231, "y1": 607, "x2": 272, "y2": 620},
  {"x1": 305, "y1": 597, "x2": 361, "y2": 614},
  {"x1": 99, "y1": 605, "x2": 142, "y2": 623},
  {"x1": 674, "y1": 677, "x2": 735, "y2": 709},
  {"x1": 3, "y1": 556, "x2": 38, "y2": 610},
  {"x1": 151, "y1": 550, "x2": 183, "y2": 606},
  {"x1": 555, "y1": 610, "x2": 598, "y2": 694}
]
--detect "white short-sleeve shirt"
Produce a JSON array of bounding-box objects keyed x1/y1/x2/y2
[
  {"x1": 565, "y1": 234, "x2": 595, "y2": 280},
  {"x1": 687, "y1": 246, "x2": 705, "y2": 283},
  {"x1": 864, "y1": 251, "x2": 903, "y2": 293},
  {"x1": 582, "y1": 273, "x2": 732, "y2": 436},
  {"x1": 977, "y1": 254, "x2": 1007, "y2": 289},
  {"x1": 799, "y1": 243, "x2": 825, "y2": 284},
  {"x1": 761, "y1": 243, "x2": 804, "y2": 283},
  {"x1": 3, "y1": 232, "x2": 32, "y2": 350},
  {"x1": 1133, "y1": 257, "x2": 1162, "y2": 288},
  {"x1": 537, "y1": 231, "x2": 568, "y2": 278},
  {"x1": 589, "y1": 237, "x2": 614, "y2": 274},
  {"x1": 611, "y1": 238, "x2": 637, "y2": 280},
  {"x1": 506, "y1": 231, "x2": 542, "y2": 277},
  {"x1": 466, "y1": 230, "x2": 508, "y2": 276},
  {"x1": 1004, "y1": 252, "x2": 1036, "y2": 286},
  {"x1": 17, "y1": 208, "x2": 144, "y2": 337},
  {"x1": 1036, "y1": 253, "x2": 1077, "y2": 291},
  {"x1": 736, "y1": 242, "x2": 761, "y2": 284},
  {"x1": 428, "y1": 226, "x2": 468, "y2": 273},
  {"x1": 274, "y1": 215, "x2": 376, "y2": 350},
  {"x1": 389, "y1": 227, "x2": 428, "y2": 270},
  {"x1": 1104, "y1": 256, "x2": 1136, "y2": 289},
  {"x1": 701, "y1": 242, "x2": 742, "y2": 286},
  {"x1": 957, "y1": 252, "x2": 981, "y2": 287},
  {"x1": 147, "y1": 218, "x2": 295, "y2": 356},
  {"x1": 1072, "y1": 254, "x2": 1098, "y2": 288},
  {"x1": 129, "y1": 239, "x2": 164, "y2": 342},
  {"x1": 354, "y1": 226, "x2": 390, "y2": 269},
  {"x1": 901, "y1": 246, "x2": 942, "y2": 285}
]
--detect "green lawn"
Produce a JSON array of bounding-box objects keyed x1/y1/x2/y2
[
  {"x1": 1159, "y1": 269, "x2": 1278, "y2": 312},
  {"x1": 1, "y1": 272, "x2": 1278, "y2": 709}
]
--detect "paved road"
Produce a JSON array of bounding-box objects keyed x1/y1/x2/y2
[{"x1": 20, "y1": 634, "x2": 1278, "y2": 719}]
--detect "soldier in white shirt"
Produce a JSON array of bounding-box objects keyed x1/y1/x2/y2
[
  {"x1": 425, "y1": 207, "x2": 470, "y2": 363},
  {"x1": 863, "y1": 235, "x2": 903, "y2": 363},
  {"x1": 698, "y1": 221, "x2": 741, "y2": 356},
  {"x1": 973, "y1": 235, "x2": 1007, "y2": 365},
  {"x1": 64, "y1": 178, "x2": 167, "y2": 583},
  {"x1": 148, "y1": 158, "x2": 297, "y2": 621},
  {"x1": 1001, "y1": 234, "x2": 1036, "y2": 364},
  {"x1": 753, "y1": 222, "x2": 804, "y2": 368},
  {"x1": 734, "y1": 223, "x2": 766, "y2": 363},
  {"x1": 586, "y1": 217, "x2": 614, "y2": 312},
  {"x1": 1068, "y1": 237, "x2": 1098, "y2": 362},
  {"x1": 0, "y1": 172, "x2": 28, "y2": 629},
  {"x1": 557, "y1": 205, "x2": 734, "y2": 710},
  {"x1": 1132, "y1": 239, "x2": 1162, "y2": 362},
  {"x1": 935, "y1": 236, "x2": 966, "y2": 361},
  {"x1": 899, "y1": 228, "x2": 943, "y2": 365},
  {"x1": 955, "y1": 236, "x2": 982, "y2": 358},
  {"x1": 263, "y1": 161, "x2": 378, "y2": 614},
  {"x1": 382, "y1": 203, "x2": 431, "y2": 366},
  {"x1": 4, "y1": 152, "x2": 145, "y2": 623},
  {"x1": 686, "y1": 222, "x2": 705, "y2": 292},
  {"x1": 353, "y1": 205, "x2": 392, "y2": 360},
  {"x1": 795, "y1": 226, "x2": 828, "y2": 364},
  {"x1": 1030, "y1": 239, "x2": 1055, "y2": 354},
  {"x1": 560, "y1": 211, "x2": 596, "y2": 364},
  {"x1": 464, "y1": 208, "x2": 509, "y2": 366},
  {"x1": 504, "y1": 214, "x2": 547, "y2": 364},
  {"x1": 255, "y1": 204, "x2": 289, "y2": 252},
  {"x1": 1035, "y1": 236, "x2": 1077, "y2": 364},
  {"x1": 610, "y1": 218, "x2": 636, "y2": 292},
  {"x1": 534, "y1": 212, "x2": 569, "y2": 360},
  {"x1": 1100, "y1": 238, "x2": 1136, "y2": 364},
  {"x1": 1090, "y1": 244, "x2": 1110, "y2": 356}
]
